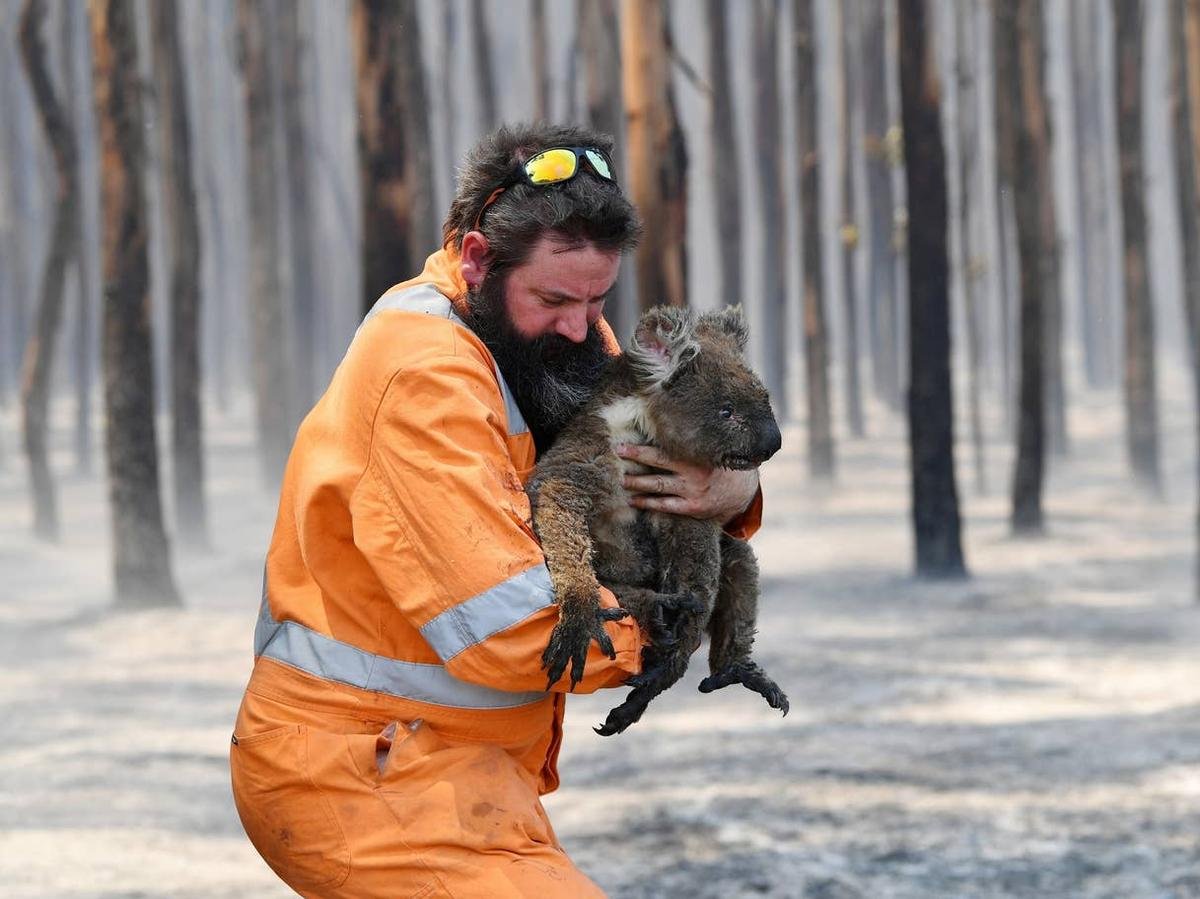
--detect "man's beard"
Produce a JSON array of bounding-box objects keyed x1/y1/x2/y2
[{"x1": 464, "y1": 272, "x2": 612, "y2": 454}]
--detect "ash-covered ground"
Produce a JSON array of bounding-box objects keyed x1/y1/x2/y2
[{"x1": 1, "y1": 376, "x2": 1198, "y2": 898}]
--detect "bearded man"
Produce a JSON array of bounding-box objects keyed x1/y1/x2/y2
[{"x1": 230, "y1": 124, "x2": 763, "y2": 897}]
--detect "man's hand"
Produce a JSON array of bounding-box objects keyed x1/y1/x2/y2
[{"x1": 616, "y1": 443, "x2": 759, "y2": 525}]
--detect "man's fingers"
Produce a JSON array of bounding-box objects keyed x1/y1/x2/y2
[
  {"x1": 629, "y1": 493, "x2": 692, "y2": 515},
  {"x1": 616, "y1": 443, "x2": 678, "y2": 471},
  {"x1": 623, "y1": 473, "x2": 684, "y2": 495}
]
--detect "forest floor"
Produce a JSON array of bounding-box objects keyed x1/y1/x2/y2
[{"x1": 1, "y1": 370, "x2": 1198, "y2": 898}]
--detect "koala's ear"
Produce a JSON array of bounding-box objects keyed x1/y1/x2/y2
[
  {"x1": 628, "y1": 306, "x2": 700, "y2": 387},
  {"x1": 697, "y1": 304, "x2": 749, "y2": 354}
]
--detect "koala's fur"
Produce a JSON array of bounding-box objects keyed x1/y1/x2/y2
[{"x1": 526, "y1": 305, "x2": 788, "y2": 735}]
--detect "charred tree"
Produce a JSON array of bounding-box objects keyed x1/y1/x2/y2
[
  {"x1": 706, "y1": 0, "x2": 742, "y2": 308},
  {"x1": 238, "y1": 0, "x2": 293, "y2": 485},
  {"x1": 1179, "y1": 0, "x2": 1200, "y2": 598},
  {"x1": 621, "y1": 0, "x2": 688, "y2": 310},
  {"x1": 278, "y1": 2, "x2": 326, "y2": 413},
  {"x1": 18, "y1": 0, "x2": 77, "y2": 541},
  {"x1": 954, "y1": 0, "x2": 987, "y2": 495},
  {"x1": 91, "y1": 0, "x2": 180, "y2": 607},
  {"x1": 860, "y1": 0, "x2": 901, "y2": 410},
  {"x1": 150, "y1": 0, "x2": 208, "y2": 550},
  {"x1": 353, "y1": 0, "x2": 436, "y2": 313},
  {"x1": 898, "y1": 0, "x2": 966, "y2": 577},
  {"x1": 838, "y1": 0, "x2": 864, "y2": 437},
  {"x1": 63, "y1": 0, "x2": 96, "y2": 475},
  {"x1": 753, "y1": 0, "x2": 788, "y2": 410},
  {"x1": 795, "y1": 0, "x2": 835, "y2": 478},
  {"x1": 999, "y1": 0, "x2": 1051, "y2": 534},
  {"x1": 1069, "y1": 0, "x2": 1116, "y2": 388},
  {"x1": 531, "y1": 0, "x2": 549, "y2": 120},
  {"x1": 1113, "y1": 0, "x2": 1162, "y2": 493},
  {"x1": 470, "y1": 0, "x2": 498, "y2": 131}
]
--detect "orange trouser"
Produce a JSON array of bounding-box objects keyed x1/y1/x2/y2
[{"x1": 230, "y1": 671, "x2": 606, "y2": 898}]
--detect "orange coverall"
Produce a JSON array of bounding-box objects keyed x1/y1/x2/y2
[{"x1": 230, "y1": 249, "x2": 762, "y2": 897}]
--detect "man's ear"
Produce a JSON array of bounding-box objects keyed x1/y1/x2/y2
[
  {"x1": 627, "y1": 306, "x2": 700, "y2": 387},
  {"x1": 460, "y1": 231, "x2": 492, "y2": 288}
]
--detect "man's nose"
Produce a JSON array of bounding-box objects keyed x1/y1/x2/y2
[{"x1": 555, "y1": 306, "x2": 589, "y2": 343}]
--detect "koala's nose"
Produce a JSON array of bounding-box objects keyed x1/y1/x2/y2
[{"x1": 756, "y1": 420, "x2": 782, "y2": 461}]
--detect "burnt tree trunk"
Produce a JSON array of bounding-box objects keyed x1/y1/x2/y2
[
  {"x1": 753, "y1": 0, "x2": 787, "y2": 410},
  {"x1": 353, "y1": 0, "x2": 436, "y2": 313},
  {"x1": 955, "y1": 0, "x2": 987, "y2": 496},
  {"x1": 238, "y1": 0, "x2": 292, "y2": 485},
  {"x1": 1113, "y1": 0, "x2": 1162, "y2": 493},
  {"x1": 531, "y1": 0, "x2": 549, "y2": 119},
  {"x1": 150, "y1": 0, "x2": 208, "y2": 550},
  {"x1": 91, "y1": 0, "x2": 180, "y2": 607},
  {"x1": 18, "y1": 0, "x2": 77, "y2": 541},
  {"x1": 795, "y1": 0, "x2": 835, "y2": 478},
  {"x1": 621, "y1": 0, "x2": 688, "y2": 310},
  {"x1": 1001, "y1": 0, "x2": 1050, "y2": 534},
  {"x1": 839, "y1": 0, "x2": 864, "y2": 437},
  {"x1": 1070, "y1": 0, "x2": 1116, "y2": 388},
  {"x1": 470, "y1": 0, "x2": 498, "y2": 131},
  {"x1": 63, "y1": 0, "x2": 95, "y2": 475},
  {"x1": 706, "y1": 0, "x2": 742, "y2": 308},
  {"x1": 860, "y1": 0, "x2": 900, "y2": 411},
  {"x1": 1179, "y1": 0, "x2": 1200, "y2": 598},
  {"x1": 898, "y1": 0, "x2": 966, "y2": 576},
  {"x1": 580, "y1": 0, "x2": 636, "y2": 338}
]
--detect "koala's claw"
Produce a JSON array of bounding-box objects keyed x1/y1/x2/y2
[
  {"x1": 699, "y1": 661, "x2": 790, "y2": 716},
  {"x1": 646, "y1": 591, "x2": 704, "y2": 646},
  {"x1": 542, "y1": 605, "x2": 630, "y2": 691}
]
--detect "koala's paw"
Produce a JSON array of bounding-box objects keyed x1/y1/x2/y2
[
  {"x1": 542, "y1": 604, "x2": 630, "y2": 691},
  {"x1": 699, "y1": 660, "x2": 790, "y2": 716},
  {"x1": 646, "y1": 591, "x2": 705, "y2": 648},
  {"x1": 593, "y1": 687, "x2": 655, "y2": 736}
]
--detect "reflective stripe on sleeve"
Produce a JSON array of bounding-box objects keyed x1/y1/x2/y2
[
  {"x1": 253, "y1": 591, "x2": 547, "y2": 710},
  {"x1": 419, "y1": 565, "x2": 557, "y2": 661}
]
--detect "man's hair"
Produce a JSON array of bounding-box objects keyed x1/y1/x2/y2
[{"x1": 442, "y1": 123, "x2": 642, "y2": 273}]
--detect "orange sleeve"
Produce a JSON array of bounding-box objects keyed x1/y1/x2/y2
[
  {"x1": 722, "y1": 484, "x2": 764, "y2": 541},
  {"x1": 350, "y1": 350, "x2": 642, "y2": 694}
]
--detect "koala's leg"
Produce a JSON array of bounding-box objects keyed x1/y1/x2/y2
[
  {"x1": 699, "y1": 535, "x2": 789, "y2": 715},
  {"x1": 601, "y1": 582, "x2": 705, "y2": 649},
  {"x1": 531, "y1": 470, "x2": 629, "y2": 691},
  {"x1": 594, "y1": 519, "x2": 719, "y2": 736}
]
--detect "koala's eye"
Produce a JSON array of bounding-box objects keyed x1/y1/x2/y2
[{"x1": 719, "y1": 404, "x2": 734, "y2": 420}]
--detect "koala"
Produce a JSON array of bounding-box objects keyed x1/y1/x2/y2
[{"x1": 526, "y1": 304, "x2": 789, "y2": 735}]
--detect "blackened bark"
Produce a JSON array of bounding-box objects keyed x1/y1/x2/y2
[
  {"x1": 18, "y1": 0, "x2": 77, "y2": 541},
  {"x1": 91, "y1": 0, "x2": 180, "y2": 607},
  {"x1": 150, "y1": 0, "x2": 208, "y2": 550},
  {"x1": 238, "y1": 0, "x2": 293, "y2": 485},
  {"x1": 353, "y1": 0, "x2": 436, "y2": 312},
  {"x1": 621, "y1": 0, "x2": 688, "y2": 311},
  {"x1": 955, "y1": 0, "x2": 987, "y2": 495},
  {"x1": 795, "y1": 0, "x2": 835, "y2": 479},
  {"x1": 1000, "y1": 0, "x2": 1049, "y2": 534},
  {"x1": 898, "y1": 0, "x2": 966, "y2": 577},
  {"x1": 471, "y1": 0, "x2": 498, "y2": 131},
  {"x1": 753, "y1": 0, "x2": 787, "y2": 410},
  {"x1": 1179, "y1": 0, "x2": 1200, "y2": 598},
  {"x1": 839, "y1": 0, "x2": 864, "y2": 437},
  {"x1": 860, "y1": 0, "x2": 900, "y2": 410},
  {"x1": 706, "y1": 0, "x2": 742, "y2": 308},
  {"x1": 1113, "y1": 0, "x2": 1162, "y2": 493}
]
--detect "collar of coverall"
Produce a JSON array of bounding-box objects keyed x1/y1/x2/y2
[{"x1": 410, "y1": 246, "x2": 623, "y2": 357}]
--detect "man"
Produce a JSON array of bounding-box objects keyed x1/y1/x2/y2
[{"x1": 230, "y1": 124, "x2": 763, "y2": 897}]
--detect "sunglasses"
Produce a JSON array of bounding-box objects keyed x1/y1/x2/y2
[{"x1": 473, "y1": 146, "x2": 616, "y2": 231}]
